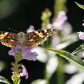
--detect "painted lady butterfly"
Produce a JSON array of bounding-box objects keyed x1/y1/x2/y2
[{"x1": 0, "y1": 29, "x2": 57, "y2": 47}]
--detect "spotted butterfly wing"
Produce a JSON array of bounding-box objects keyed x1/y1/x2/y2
[
  {"x1": 0, "y1": 32, "x2": 17, "y2": 47},
  {"x1": 25, "y1": 29, "x2": 58, "y2": 47}
]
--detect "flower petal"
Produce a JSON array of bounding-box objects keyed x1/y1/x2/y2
[
  {"x1": 56, "y1": 11, "x2": 67, "y2": 22},
  {"x1": 21, "y1": 45, "x2": 26, "y2": 51},
  {"x1": 65, "y1": 72, "x2": 84, "y2": 84},
  {"x1": 20, "y1": 65, "x2": 28, "y2": 79},
  {"x1": 15, "y1": 45, "x2": 20, "y2": 50},
  {"x1": 77, "y1": 32, "x2": 84, "y2": 40},
  {"x1": 21, "y1": 46, "x2": 33, "y2": 56},
  {"x1": 22, "y1": 50, "x2": 31, "y2": 56},
  {"x1": 32, "y1": 46, "x2": 48, "y2": 63},
  {"x1": 27, "y1": 25, "x2": 35, "y2": 33},
  {"x1": 23, "y1": 52, "x2": 38, "y2": 61},
  {"x1": 46, "y1": 56, "x2": 58, "y2": 79},
  {"x1": 8, "y1": 50, "x2": 15, "y2": 55},
  {"x1": 11, "y1": 47, "x2": 16, "y2": 52},
  {"x1": 53, "y1": 22, "x2": 63, "y2": 30},
  {"x1": 26, "y1": 46, "x2": 33, "y2": 50},
  {"x1": 53, "y1": 11, "x2": 67, "y2": 30}
]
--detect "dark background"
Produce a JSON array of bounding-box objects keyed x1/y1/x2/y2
[{"x1": 0, "y1": 0, "x2": 84, "y2": 84}]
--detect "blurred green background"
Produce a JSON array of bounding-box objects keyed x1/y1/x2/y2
[{"x1": 0, "y1": 0, "x2": 84, "y2": 84}]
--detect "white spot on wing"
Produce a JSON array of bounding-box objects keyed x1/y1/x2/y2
[
  {"x1": 34, "y1": 31, "x2": 38, "y2": 34},
  {"x1": 44, "y1": 30, "x2": 47, "y2": 33},
  {"x1": 4, "y1": 32, "x2": 8, "y2": 35}
]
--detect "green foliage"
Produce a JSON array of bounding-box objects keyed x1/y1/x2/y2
[
  {"x1": 71, "y1": 44, "x2": 84, "y2": 54},
  {"x1": 75, "y1": 2, "x2": 84, "y2": 9},
  {"x1": 47, "y1": 48, "x2": 84, "y2": 70},
  {"x1": 0, "y1": 76, "x2": 11, "y2": 84},
  {"x1": 54, "y1": 0, "x2": 67, "y2": 18}
]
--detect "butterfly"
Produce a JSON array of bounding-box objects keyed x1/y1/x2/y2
[{"x1": 0, "y1": 29, "x2": 57, "y2": 47}]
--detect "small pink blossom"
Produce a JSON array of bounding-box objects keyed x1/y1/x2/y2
[
  {"x1": 53, "y1": 11, "x2": 67, "y2": 30},
  {"x1": 77, "y1": 32, "x2": 84, "y2": 40},
  {"x1": 20, "y1": 65, "x2": 28, "y2": 79},
  {"x1": 27, "y1": 25, "x2": 35, "y2": 33}
]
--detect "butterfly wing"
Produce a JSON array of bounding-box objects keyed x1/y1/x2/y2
[
  {"x1": 0, "y1": 32, "x2": 17, "y2": 47},
  {"x1": 26, "y1": 29, "x2": 57, "y2": 47}
]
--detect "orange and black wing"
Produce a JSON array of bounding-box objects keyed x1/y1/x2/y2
[
  {"x1": 0, "y1": 32, "x2": 17, "y2": 47},
  {"x1": 26, "y1": 29, "x2": 57, "y2": 47}
]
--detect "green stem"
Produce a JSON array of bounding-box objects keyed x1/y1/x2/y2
[
  {"x1": 12, "y1": 60, "x2": 21, "y2": 84},
  {"x1": 56, "y1": 56, "x2": 65, "y2": 84},
  {"x1": 11, "y1": 49, "x2": 23, "y2": 84},
  {"x1": 44, "y1": 50, "x2": 50, "y2": 84},
  {"x1": 57, "y1": 71, "x2": 65, "y2": 84}
]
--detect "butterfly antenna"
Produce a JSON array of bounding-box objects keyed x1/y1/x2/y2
[{"x1": 9, "y1": 28, "x2": 19, "y2": 32}]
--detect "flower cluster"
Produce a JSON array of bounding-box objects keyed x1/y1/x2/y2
[{"x1": 8, "y1": 45, "x2": 38, "y2": 61}]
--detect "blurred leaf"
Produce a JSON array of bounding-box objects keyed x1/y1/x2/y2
[
  {"x1": 0, "y1": 76, "x2": 11, "y2": 84},
  {"x1": 47, "y1": 49, "x2": 84, "y2": 70},
  {"x1": 31, "y1": 79, "x2": 48, "y2": 84},
  {"x1": 71, "y1": 44, "x2": 84, "y2": 55},
  {"x1": 75, "y1": 2, "x2": 84, "y2": 9}
]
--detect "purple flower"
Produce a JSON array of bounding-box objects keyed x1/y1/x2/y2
[
  {"x1": 8, "y1": 45, "x2": 38, "y2": 61},
  {"x1": 53, "y1": 11, "x2": 67, "y2": 30},
  {"x1": 77, "y1": 32, "x2": 84, "y2": 40},
  {"x1": 20, "y1": 65, "x2": 28, "y2": 79},
  {"x1": 8, "y1": 45, "x2": 20, "y2": 56},
  {"x1": 27, "y1": 25, "x2": 35, "y2": 33}
]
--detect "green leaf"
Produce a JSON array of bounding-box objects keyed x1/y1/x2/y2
[
  {"x1": 0, "y1": 76, "x2": 11, "y2": 84},
  {"x1": 75, "y1": 2, "x2": 84, "y2": 9},
  {"x1": 47, "y1": 48, "x2": 84, "y2": 70},
  {"x1": 71, "y1": 44, "x2": 84, "y2": 54}
]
